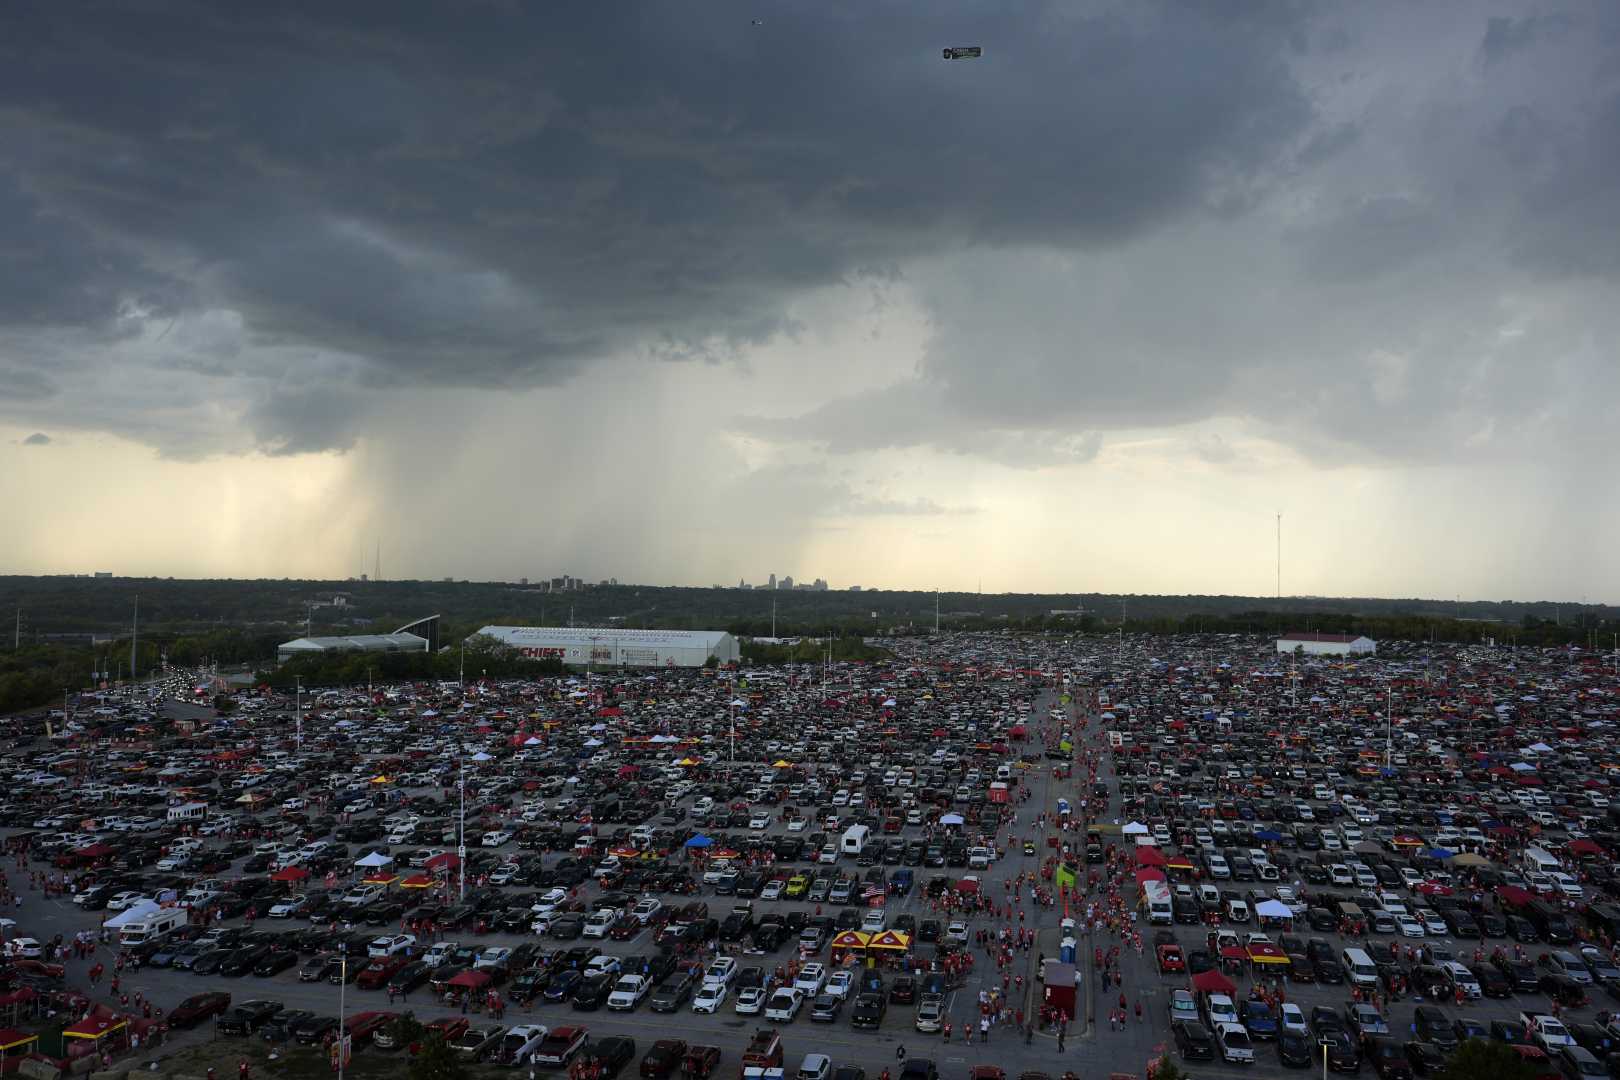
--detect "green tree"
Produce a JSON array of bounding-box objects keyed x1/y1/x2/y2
[
  {"x1": 1149, "y1": 1054, "x2": 1190, "y2": 1080},
  {"x1": 1436, "y1": 1038, "x2": 1538, "y2": 1080},
  {"x1": 408, "y1": 1031, "x2": 467, "y2": 1080}
]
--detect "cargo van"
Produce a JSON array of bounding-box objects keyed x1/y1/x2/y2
[
  {"x1": 1341, "y1": 946, "x2": 1379, "y2": 990},
  {"x1": 841, "y1": 825, "x2": 870, "y2": 856}
]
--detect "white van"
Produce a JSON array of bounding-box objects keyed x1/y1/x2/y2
[
  {"x1": 1524, "y1": 846, "x2": 1561, "y2": 875},
  {"x1": 841, "y1": 824, "x2": 871, "y2": 856},
  {"x1": 1341, "y1": 946, "x2": 1379, "y2": 990}
]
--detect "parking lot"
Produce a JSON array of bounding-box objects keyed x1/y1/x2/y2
[{"x1": 6, "y1": 635, "x2": 1620, "y2": 1079}]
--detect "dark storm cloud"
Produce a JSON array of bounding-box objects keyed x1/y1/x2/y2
[
  {"x1": 0, "y1": 0, "x2": 1317, "y2": 451},
  {"x1": 746, "y1": 3, "x2": 1620, "y2": 470},
  {"x1": 20, "y1": 432, "x2": 51, "y2": 446}
]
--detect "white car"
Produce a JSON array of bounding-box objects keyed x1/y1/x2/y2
[
  {"x1": 105, "y1": 891, "x2": 149, "y2": 912},
  {"x1": 473, "y1": 952, "x2": 508, "y2": 977},
  {"x1": 944, "y1": 922, "x2": 969, "y2": 946},
  {"x1": 824, "y1": 971, "x2": 855, "y2": 1000},
  {"x1": 1279, "y1": 1002, "x2": 1307, "y2": 1035},
  {"x1": 749, "y1": 815, "x2": 771, "y2": 830},
  {"x1": 1416, "y1": 908, "x2": 1448, "y2": 936},
  {"x1": 583, "y1": 909, "x2": 618, "y2": 939},
  {"x1": 760, "y1": 881, "x2": 785, "y2": 900},
  {"x1": 703, "y1": 957, "x2": 737, "y2": 988},
  {"x1": 1395, "y1": 914, "x2": 1425, "y2": 938},
  {"x1": 4, "y1": 938, "x2": 41, "y2": 959},
  {"x1": 1441, "y1": 961, "x2": 1481, "y2": 999},
  {"x1": 734, "y1": 986, "x2": 768, "y2": 1015},
  {"x1": 368, "y1": 934, "x2": 416, "y2": 959},
  {"x1": 793, "y1": 963, "x2": 826, "y2": 996},
  {"x1": 786, "y1": 819, "x2": 807, "y2": 833},
  {"x1": 267, "y1": 895, "x2": 308, "y2": 919},
  {"x1": 584, "y1": 955, "x2": 621, "y2": 978},
  {"x1": 860, "y1": 910, "x2": 886, "y2": 933},
  {"x1": 422, "y1": 941, "x2": 458, "y2": 968},
  {"x1": 532, "y1": 889, "x2": 568, "y2": 914},
  {"x1": 630, "y1": 898, "x2": 662, "y2": 924},
  {"x1": 764, "y1": 989, "x2": 804, "y2": 1023},
  {"x1": 692, "y1": 983, "x2": 728, "y2": 1013},
  {"x1": 1552, "y1": 872, "x2": 1585, "y2": 900},
  {"x1": 480, "y1": 831, "x2": 511, "y2": 847}
]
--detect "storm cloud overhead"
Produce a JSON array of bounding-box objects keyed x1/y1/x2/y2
[{"x1": 2, "y1": 1, "x2": 1618, "y2": 597}]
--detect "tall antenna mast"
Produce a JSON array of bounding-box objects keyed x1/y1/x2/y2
[
  {"x1": 375, "y1": 541, "x2": 381, "y2": 583},
  {"x1": 935, "y1": 590, "x2": 940, "y2": 634},
  {"x1": 1276, "y1": 513, "x2": 1282, "y2": 600}
]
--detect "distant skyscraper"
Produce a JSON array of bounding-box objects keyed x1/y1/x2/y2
[
  {"x1": 768, "y1": 573, "x2": 776, "y2": 590},
  {"x1": 781, "y1": 576, "x2": 794, "y2": 590}
]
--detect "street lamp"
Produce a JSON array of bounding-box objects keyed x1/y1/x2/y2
[
  {"x1": 295, "y1": 676, "x2": 303, "y2": 754},
  {"x1": 336, "y1": 940, "x2": 351, "y2": 1080}
]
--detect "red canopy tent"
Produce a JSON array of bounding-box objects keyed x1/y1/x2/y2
[
  {"x1": 1496, "y1": 884, "x2": 1534, "y2": 906},
  {"x1": 270, "y1": 866, "x2": 310, "y2": 882},
  {"x1": 1134, "y1": 847, "x2": 1167, "y2": 867},
  {"x1": 1190, "y1": 969, "x2": 1236, "y2": 995}
]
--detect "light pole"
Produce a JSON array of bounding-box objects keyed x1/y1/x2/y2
[
  {"x1": 295, "y1": 676, "x2": 303, "y2": 753},
  {"x1": 458, "y1": 752, "x2": 467, "y2": 902},
  {"x1": 337, "y1": 940, "x2": 350, "y2": 1080},
  {"x1": 1384, "y1": 679, "x2": 1394, "y2": 770}
]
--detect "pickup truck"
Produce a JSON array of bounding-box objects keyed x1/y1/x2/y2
[
  {"x1": 1156, "y1": 944, "x2": 1186, "y2": 974},
  {"x1": 1523, "y1": 1012, "x2": 1577, "y2": 1052},
  {"x1": 740, "y1": 1029, "x2": 784, "y2": 1075}
]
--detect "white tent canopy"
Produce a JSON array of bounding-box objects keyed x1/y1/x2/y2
[
  {"x1": 354, "y1": 851, "x2": 393, "y2": 868},
  {"x1": 1254, "y1": 899, "x2": 1293, "y2": 919},
  {"x1": 1122, "y1": 822, "x2": 1149, "y2": 835}
]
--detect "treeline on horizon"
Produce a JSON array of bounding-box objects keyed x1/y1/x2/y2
[{"x1": 2, "y1": 573, "x2": 1618, "y2": 716}]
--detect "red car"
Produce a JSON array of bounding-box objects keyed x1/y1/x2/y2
[
  {"x1": 357, "y1": 956, "x2": 409, "y2": 991},
  {"x1": 1156, "y1": 945, "x2": 1186, "y2": 975},
  {"x1": 344, "y1": 1011, "x2": 396, "y2": 1047},
  {"x1": 170, "y1": 991, "x2": 232, "y2": 1028}
]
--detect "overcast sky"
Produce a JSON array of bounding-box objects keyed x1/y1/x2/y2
[{"x1": 4, "y1": 2, "x2": 1619, "y2": 599}]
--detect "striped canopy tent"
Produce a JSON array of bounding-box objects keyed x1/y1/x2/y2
[
  {"x1": 63, "y1": 1010, "x2": 128, "y2": 1043},
  {"x1": 400, "y1": 875, "x2": 436, "y2": 889},
  {"x1": 362, "y1": 872, "x2": 399, "y2": 886},
  {"x1": 867, "y1": 930, "x2": 911, "y2": 952},
  {"x1": 830, "y1": 930, "x2": 871, "y2": 952},
  {"x1": 1247, "y1": 943, "x2": 1290, "y2": 966}
]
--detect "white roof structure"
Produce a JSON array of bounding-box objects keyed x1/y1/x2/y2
[
  {"x1": 476, "y1": 625, "x2": 739, "y2": 667},
  {"x1": 477, "y1": 626, "x2": 732, "y2": 649},
  {"x1": 278, "y1": 632, "x2": 428, "y2": 657}
]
